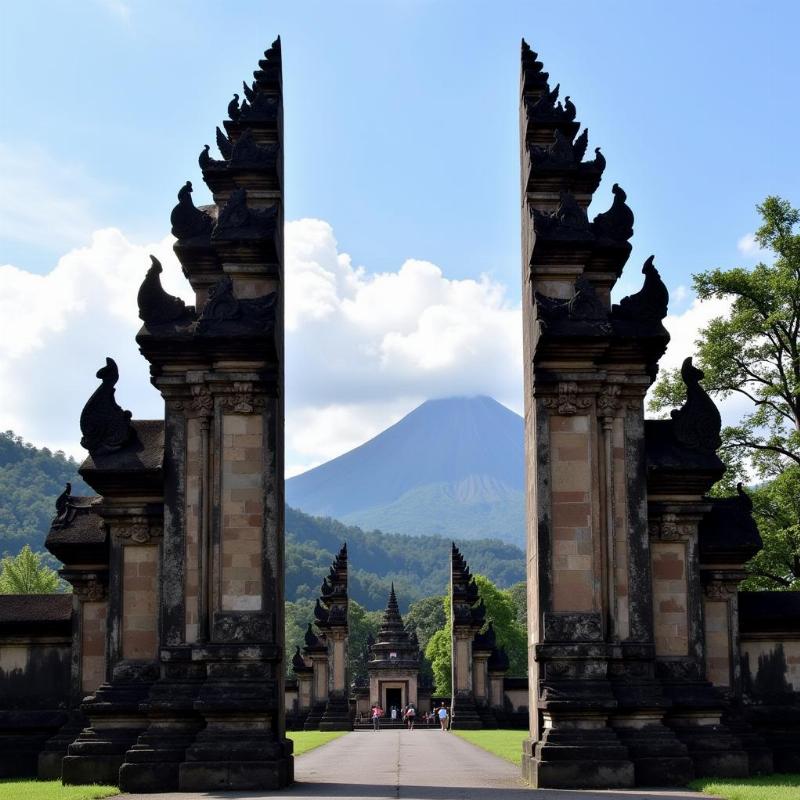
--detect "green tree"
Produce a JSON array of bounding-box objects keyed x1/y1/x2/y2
[
  {"x1": 404, "y1": 594, "x2": 445, "y2": 652},
  {"x1": 425, "y1": 626, "x2": 452, "y2": 696},
  {"x1": 507, "y1": 580, "x2": 527, "y2": 631},
  {"x1": 348, "y1": 600, "x2": 382, "y2": 684},
  {"x1": 0, "y1": 545, "x2": 63, "y2": 594},
  {"x1": 650, "y1": 196, "x2": 800, "y2": 588},
  {"x1": 424, "y1": 576, "x2": 530, "y2": 695},
  {"x1": 473, "y1": 574, "x2": 528, "y2": 676}
]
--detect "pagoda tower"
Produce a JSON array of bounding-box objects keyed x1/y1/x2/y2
[
  {"x1": 519, "y1": 40, "x2": 694, "y2": 788},
  {"x1": 367, "y1": 586, "x2": 421, "y2": 712}
]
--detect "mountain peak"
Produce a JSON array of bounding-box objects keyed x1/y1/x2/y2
[{"x1": 286, "y1": 396, "x2": 524, "y2": 545}]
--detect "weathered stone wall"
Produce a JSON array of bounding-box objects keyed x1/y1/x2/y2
[
  {"x1": 651, "y1": 542, "x2": 689, "y2": 657},
  {"x1": 121, "y1": 545, "x2": 159, "y2": 660},
  {"x1": 220, "y1": 413, "x2": 264, "y2": 612}
]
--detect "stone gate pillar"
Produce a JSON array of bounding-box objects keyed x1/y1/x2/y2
[
  {"x1": 317, "y1": 545, "x2": 351, "y2": 730},
  {"x1": 450, "y1": 544, "x2": 484, "y2": 729},
  {"x1": 117, "y1": 38, "x2": 292, "y2": 792},
  {"x1": 518, "y1": 41, "x2": 693, "y2": 788}
]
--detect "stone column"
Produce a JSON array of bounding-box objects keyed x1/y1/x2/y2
[{"x1": 63, "y1": 497, "x2": 163, "y2": 786}]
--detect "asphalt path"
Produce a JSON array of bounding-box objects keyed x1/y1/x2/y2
[{"x1": 120, "y1": 728, "x2": 712, "y2": 799}]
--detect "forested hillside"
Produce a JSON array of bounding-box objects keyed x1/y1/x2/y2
[
  {"x1": 0, "y1": 432, "x2": 89, "y2": 556},
  {"x1": 0, "y1": 431, "x2": 525, "y2": 611},
  {"x1": 285, "y1": 506, "x2": 525, "y2": 611}
]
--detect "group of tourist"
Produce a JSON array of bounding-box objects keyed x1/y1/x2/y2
[{"x1": 368, "y1": 702, "x2": 450, "y2": 731}]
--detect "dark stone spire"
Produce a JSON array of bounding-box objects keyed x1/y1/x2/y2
[
  {"x1": 368, "y1": 584, "x2": 419, "y2": 668},
  {"x1": 451, "y1": 543, "x2": 486, "y2": 629},
  {"x1": 79, "y1": 358, "x2": 134, "y2": 456},
  {"x1": 316, "y1": 542, "x2": 347, "y2": 630}
]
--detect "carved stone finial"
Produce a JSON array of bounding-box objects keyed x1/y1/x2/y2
[
  {"x1": 137, "y1": 255, "x2": 188, "y2": 325},
  {"x1": 212, "y1": 187, "x2": 278, "y2": 241},
  {"x1": 216, "y1": 126, "x2": 232, "y2": 160},
  {"x1": 170, "y1": 181, "x2": 214, "y2": 240},
  {"x1": 736, "y1": 482, "x2": 753, "y2": 512},
  {"x1": 227, "y1": 93, "x2": 241, "y2": 121},
  {"x1": 55, "y1": 482, "x2": 72, "y2": 519},
  {"x1": 79, "y1": 357, "x2": 134, "y2": 456},
  {"x1": 670, "y1": 357, "x2": 722, "y2": 452},
  {"x1": 592, "y1": 183, "x2": 634, "y2": 242},
  {"x1": 612, "y1": 256, "x2": 669, "y2": 323}
]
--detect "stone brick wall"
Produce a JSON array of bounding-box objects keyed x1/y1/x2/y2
[
  {"x1": 121, "y1": 545, "x2": 159, "y2": 660},
  {"x1": 81, "y1": 601, "x2": 107, "y2": 693},
  {"x1": 651, "y1": 542, "x2": 688, "y2": 656},
  {"x1": 550, "y1": 415, "x2": 596, "y2": 612},
  {"x1": 184, "y1": 417, "x2": 201, "y2": 643},
  {"x1": 220, "y1": 413, "x2": 263, "y2": 612},
  {"x1": 704, "y1": 599, "x2": 731, "y2": 688}
]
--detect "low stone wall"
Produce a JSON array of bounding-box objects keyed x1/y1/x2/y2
[
  {"x1": 0, "y1": 595, "x2": 73, "y2": 777},
  {"x1": 739, "y1": 591, "x2": 800, "y2": 771}
]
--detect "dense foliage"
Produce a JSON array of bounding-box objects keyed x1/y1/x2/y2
[
  {"x1": 650, "y1": 196, "x2": 800, "y2": 589},
  {"x1": 425, "y1": 574, "x2": 529, "y2": 695},
  {"x1": 285, "y1": 506, "x2": 525, "y2": 610},
  {"x1": 0, "y1": 545, "x2": 64, "y2": 594},
  {"x1": 0, "y1": 431, "x2": 89, "y2": 556}
]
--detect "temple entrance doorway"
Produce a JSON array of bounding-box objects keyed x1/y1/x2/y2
[{"x1": 385, "y1": 687, "x2": 402, "y2": 713}]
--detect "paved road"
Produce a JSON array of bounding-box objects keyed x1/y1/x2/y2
[{"x1": 120, "y1": 729, "x2": 711, "y2": 800}]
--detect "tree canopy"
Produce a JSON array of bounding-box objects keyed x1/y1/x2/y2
[
  {"x1": 650, "y1": 196, "x2": 800, "y2": 588},
  {"x1": 0, "y1": 545, "x2": 64, "y2": 594},
  {"x1": 424, "y1": 574, "x2": 528, "y2": 695}
]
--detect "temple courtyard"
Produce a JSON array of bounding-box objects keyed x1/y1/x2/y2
[{"x1": 115, "y1": 731, "x2": 708, "y2": 800}]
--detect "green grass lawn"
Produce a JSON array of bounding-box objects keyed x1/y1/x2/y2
[
  {"x1": 288, "y1": 729, "x2": 348, "y2": 756},
  {"x1": 690, "y1": 773, "x2": 800, "y2": 800},
  {"x1": 452, "y1": 729, "x2": 525, "y2": 764},
  {"x1": 0, "y1": 782, "x2": 118, "y2": 800}
]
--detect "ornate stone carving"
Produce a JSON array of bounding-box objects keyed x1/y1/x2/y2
[
  {"x1": 543, "y1": 382, "x2": 592, "y2": 416},
  {"x1": 137, "y1": 255, "x2": 190, "y2": 325},
  {"x1": 196, "y1": 275, "x2": 277, "y2": 336},
  {"x1": 115, "y1": 518, "x2": 159, "y2": 544},
  {"x1": 74, "y1": 578, "x2": 107, "y2": 602},
  {"x1": 649, "y1": 513, "x2": 687, "y2": 541},
  {"x1": 612, "y1": 255, "x2": 669, "y2": 323},
  {"x1": 671, "y1": 357, "x2": 722, "y2": 452},
  {"x1": 656, "y1": 659, "x2": 702, "y2": 683},
  {"x1": 532, "y1": 191, "x2": 590, "y2": 239},
  {"x1": 212, "y1": 187, "x2": 278, "y2": 242},
  {"x1": 704, "y1": 582, "x2": 736, "y2": 601},
  {"x1": 525, "y1": 83, "x2": 576, "y2": 122},
  {"x1": 190, "y1": 386, "x2": 214, "y2": 418},
  {"x1": 542, "y1": 612, "x2": 603, "y2": 642},
  {"x1": 79, "y1": 357, "x2": 134, "y2": 456},
  {"x1": 227, "y1": 92, "x2": 240, "y2": 120},
  {"x1": 591, "y1": 183, "x2": 634, "y2": 242},
  {"x1": 597, "y1": 384, "x2": 622, "y2": 416},
  {"x1": 219, "y1": 382, "x2": 263, "y2": 414},
  {"x1": 170, "y1": 181, "x2": 214, "y2": 240}
]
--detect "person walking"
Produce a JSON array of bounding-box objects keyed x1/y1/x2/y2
[
  {"x1": 372, "y1": 704, "x2": 383, "y2": 731},
  {"x1": 437, "y1": 702, "x2": 449, "y2": 732},
  {"x1": 404, "y1": 704, "x2": 416, "y2": 731}
]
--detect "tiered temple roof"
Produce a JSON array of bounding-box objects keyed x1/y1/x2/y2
[{"x1": 368, "y1": 585, "x2": 419, "y2": 668}]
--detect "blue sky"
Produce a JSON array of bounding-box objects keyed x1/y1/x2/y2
[{"x1": 1, "y1": 1, "x2": 798, "y2": 469}]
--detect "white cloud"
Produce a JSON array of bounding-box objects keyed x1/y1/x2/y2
[
  {"x1": 655, "y1": 292, "x2": 750, "y2": 426},
  {"x1": 736, "y1": 233, "x2": 768, "y2": 259},
  {"x1": 1, "y1": 220, "x2": 523, "y2": 471}
]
